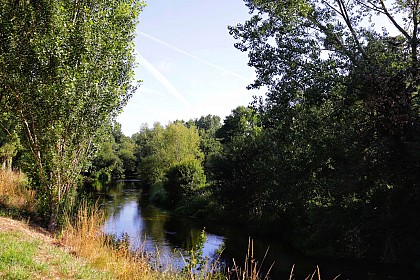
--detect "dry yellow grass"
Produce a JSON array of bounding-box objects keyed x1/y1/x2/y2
[
  {"x1": 1, "y1": 170, "x2": 331, "y2": 280},
  {"x1": 60, "y1": 203, "x2": 276, "y2": 280},
  {"x1": 61, "y1": 202, "x2": 174, "y2": 280},
  {"x1": 0, "y1": 169, "x2": 36, "y2": 211}
]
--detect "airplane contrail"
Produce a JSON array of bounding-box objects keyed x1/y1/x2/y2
[
  {"x1": 138, "y1": 31, "x2": 248, "y2": 81},
  {"x1": 136, "y1": 52, "x2": 190, "y2": 107}
]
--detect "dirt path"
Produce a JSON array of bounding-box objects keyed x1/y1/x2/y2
[
  {"x1": 0, "y1": 216, "x2": 110, "y2": 279},
  {"x1": 0, "y1": 216, "x2": 54, "y2": 243}
]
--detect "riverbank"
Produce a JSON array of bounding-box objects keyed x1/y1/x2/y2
[
  {"x1": 0, "y1": 216, "x2": 112, "y2": 279},
  {"x1": 0, "y1": 210, "x2": 267, "y2": 280},
  {"x1": 0, "y1": 170, "x2": 272, "y2": 280}
]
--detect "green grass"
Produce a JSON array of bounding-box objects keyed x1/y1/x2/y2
[{"x1": 0, "y1": 231, "x2": 111, "y2": 280}]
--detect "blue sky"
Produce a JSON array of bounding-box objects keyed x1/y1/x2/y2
[{"x1": 117, "y1": 0, "x2": 264, "y2": 136}]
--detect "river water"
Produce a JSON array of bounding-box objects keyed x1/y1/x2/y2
[{"x1": 94, "y1": 181, "x2": 416, "y2": 279}]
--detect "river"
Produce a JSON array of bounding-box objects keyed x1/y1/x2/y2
[{"x1": 92, "y1": 181, "x2": 416, "y2": 279}]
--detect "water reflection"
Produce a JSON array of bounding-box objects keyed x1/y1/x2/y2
[
  {"x1": 95, "y1": 182, "x2": 417, "y2": 279},
  {"x1": 99, "y1": 182, "x2": 224, "y2": 269}
]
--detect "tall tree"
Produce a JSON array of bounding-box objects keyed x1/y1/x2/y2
[
  {"x1": 135, "y1": 122, "x2": 204, "y2": 189},
  {"x1": 229, "y1": 0, "x2": 420, "y2": 259},
  {"x1": 0, "y1": 0, "x2": 143, "y2": 230}
]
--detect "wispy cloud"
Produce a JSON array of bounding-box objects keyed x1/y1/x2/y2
[
  {"x1": 136, "y1": 53, "x2": 190, "y2": 107},
  {"x1": 139, "y1": 31, "x2": 248, "y2": 81}
]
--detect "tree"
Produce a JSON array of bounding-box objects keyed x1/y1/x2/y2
[
  {"x1": 110, "y1": 122, "x2": 136, "y2": 177},
  {"x1": 0, "y1": 0, "x2": 143, "y2": 230},
  {"x1": 135, "y1": 122, "x2": 204, "y2": 190},
  {"x1": 164, "y1": 159, "x2": 206, "y2": 207},
  {"x1": 88, "y1": 133, "x2": 123, "y2": 184},
  {"x1": 230, "y1": 0, "x2": 419, "y2": 114},
  {"x1": 0, "y1": 113, "x2": 21, "y2": 170},
  {"x1": 213, "y1": 107, "x2": 275, "y2": 225},
  {"x1": 117, "y1": 136, "x2": 137, "y2": 177},
  {"x1": 229, "y1": 0, "x2": 420, "y2": 259},
  {"x1": 189, "y1": 115, "x2": 222, "y2": 157},
  {"x1": 162, "y1": 122, "x2": 204, "y2": 165},
  {"x1": 216, "y1": 106, "x2": 261, "y2": 143}
]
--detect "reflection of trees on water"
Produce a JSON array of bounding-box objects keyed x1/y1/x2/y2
[
  {"x1": 95, "y1": 182, "x2": 224, "y2": 271},
  {"x1": 139, "y1": 204, "x2": 169, "y2": 244},
  {"x1": 89, "y1": 181, "x2": 413, "y2": 279},
  {"x1": 163, "y1": 218, "x2": 203, "y2": 251},
  {"x1": 96, "y1": 182, "x2": 142, "y2": 221}
]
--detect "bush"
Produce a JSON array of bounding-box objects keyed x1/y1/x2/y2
[
  {"x1": 149, "y1": 181, "x2": 167, "y2": 205},
  {"x1": 175, "y1": 190, "x2": 223, "y2": 219},
  {"x1": 163, "y1": 160, "x2": 206, "y2": 207}
]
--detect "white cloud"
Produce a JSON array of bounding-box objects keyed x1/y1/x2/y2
[
  {"x1": 139, "y1": 32, "x2": 248, "y2": 81},
  {"x1": 137, "y1": 53, "x2": 190, "y2": 107}
]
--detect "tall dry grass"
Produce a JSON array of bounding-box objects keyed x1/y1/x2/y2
[
  {"x1": 61, "y1": 201, "x2": 163, "y2": 279},
  {"x1": 227, "y1": 239, "x2": 273, "y2": 280},
  {"x1": 60, "y1": 202, "x2": 276, "y2": 280},
  {"x1": 0, "y1": 169, "x2": 36, "y2": 211}
]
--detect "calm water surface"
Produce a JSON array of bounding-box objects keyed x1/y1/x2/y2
[{"x1": 94, "y1": 182, "x2": 416, "y2": 279}]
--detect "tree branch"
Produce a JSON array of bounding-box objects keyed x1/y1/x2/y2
[
  {"x1": 321, "y1": 0, "x2": 343, "y2": 16},
  {"x1": 379, "y1": 0, "x2": 412, "y2": 41},
  {"x1": 356, "y1": 0, "x2": 385, "y2": 14},
  {"x1": 337, "y1": 0, "x2": 367, "y2": 59}
]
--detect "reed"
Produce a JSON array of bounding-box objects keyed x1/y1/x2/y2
[
  {"x1": 61, "y1": 201, "x2": 165, "y2": 279},
  {"x1": 61, "y1": 201, "x2": 277, "y2": 280},
  {"x1": 0, "y1": 169, "x2": 36, "y2": 212},
  {"x1": 227, "y1": 238, "x2": 273, "y2": 280}
]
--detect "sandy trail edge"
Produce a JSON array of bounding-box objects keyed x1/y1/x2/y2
[{"x1": 0, "y1": 216, "x2": 55, "y2": 244}]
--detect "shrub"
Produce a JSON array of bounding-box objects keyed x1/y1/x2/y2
[
  {"x1": 149, "y1": 181, "x2": 167, "y2": 205},
  {"x1": 163, "y1": 160, "x2": 206, "y2": 207}
]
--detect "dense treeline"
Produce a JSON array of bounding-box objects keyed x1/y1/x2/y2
[
  {"x1": 84, "y1": 0, "x2": 420, "y2": 265},
  {"x1": 223, "y1": 0, "x2": 420, "y2": 263}
]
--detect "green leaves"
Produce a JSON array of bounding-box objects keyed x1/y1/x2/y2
[
  {"x1": 223, "y1": 0, "x2": 420, "y2": 258},
  {"x1": 0, "y1": 0, "x2": 144, "y2": 229},
  {"x1": 135, "y1": 122, "x2": 205, "y2": 191}
]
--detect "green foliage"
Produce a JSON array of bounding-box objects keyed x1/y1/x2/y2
[
  {"x1": 175, "y1": 191, "x2": 222, "y2": 219},
  {"x1": 149, "y1": 181, "x2": 167, "y2": 205},
  {"x1": 216, "y1": 106, "x2": 261, "y2": 143},
  {"x1": 164, "y1": 159, "x2": 206, "y2": 207},
  {"x1": 212, "y1": 106, "x2": 274, "y2": 225},
  {"x1": 216, "y1": 0, "x2": 420, "y2": 261},
  {"x1": 0, "y1": 0, "x2": 144, "y2": 230},
  {"x1": 0, "y1": 112, "x2": 22, "y2": 170},
  {"x1": 162, "y1": 122, "x2": 204, "y2": 165},
  {"x1": 135, "y1": 122, "x2": 204, "y2": 194},
  {"x1": 117, "y1": 136, "x2": 137, "y2": 177},
  {"x1": 91, "y1": 138, "x2": 123, "y2": 182},
  {"x1": 186, "y1": 115, "x2": 223, "y2": 181},
  {"x1": 0, "y1": 132, "x2": 20, "y2": 170}
]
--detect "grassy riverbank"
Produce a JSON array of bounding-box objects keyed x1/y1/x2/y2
[
  {"x1": 1, "y1": 170, "x2": 281, "y2": 280},
  {"x1": 0, "y1": 216, "x2": 112, "y2": 279}
]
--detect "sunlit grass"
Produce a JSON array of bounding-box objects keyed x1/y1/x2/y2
[{"x1": 0, "y1": 230, "x2": 110, "y2": 279}]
